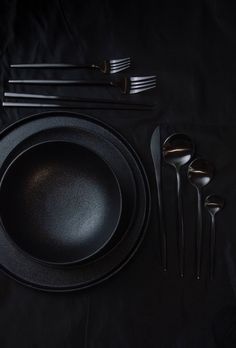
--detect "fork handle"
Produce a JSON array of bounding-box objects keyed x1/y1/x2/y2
[
  {"x1": 10, "y1": 64, "x2": 98, "y2": 69},
  {"x1": 8, "y1": 79, "x2": 113, "y2": 86}
]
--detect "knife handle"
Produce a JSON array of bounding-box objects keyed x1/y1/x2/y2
[
  {"x1": 2, "y1": 101, "x2": 150, "y2": 110},
  {"x1": 4, "y1": 92, "x2": 153, "y2": 107},
  {"x1": 8, "y1": 79, "x2": 111, "y2": 86},
  {"x1": 157, "y1": 174, "x2": 167, "y2": 272}
]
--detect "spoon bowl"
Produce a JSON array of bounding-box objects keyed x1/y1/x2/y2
[
  {"x1": 163, "y1": 133, "x2": 194, "y2": 168},
  {"x1": 188, "y1": 158, "x2": 214, "y2": 188},
  {"x1": 205, "y1": 195, "x2": 224, "y2": 216}
]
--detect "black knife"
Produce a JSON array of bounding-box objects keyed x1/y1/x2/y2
[
  {"x1": 2, "y1": 101, "x2": 151, "y2": 111},
  {"x1": 150, "y1": 127, "x2": 167, "y2": 272},
  {"x1": 4, "y1": 92, "x2": 153, "y2": 107}
]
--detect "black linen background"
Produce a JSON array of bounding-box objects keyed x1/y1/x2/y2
[{"x1": 0, "y1": 1, "x2": 236, "y2": 347}]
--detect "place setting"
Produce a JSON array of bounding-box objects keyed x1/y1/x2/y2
[
  {"x1": 2, "y1": 2, "x2": 236, "y2": 348},
  {"x1": 0, "y1": 55, "x2": 228, "y2": 293}
]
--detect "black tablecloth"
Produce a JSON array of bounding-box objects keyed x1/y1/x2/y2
[{"x1": 1, "y1": 1, "x2": 236, "y2": 347}]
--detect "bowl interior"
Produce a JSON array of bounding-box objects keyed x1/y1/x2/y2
[{"x1": 0, "y1": 141, "x2": 122, "y2": 265}]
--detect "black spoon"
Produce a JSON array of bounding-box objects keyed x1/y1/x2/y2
[
  {"x1": 188, "y1": 158, "x2": 214, "y2": 279},
  {"x1": 163, "y1": 134, "x2": 194, "y2": 278},
  {"x1": 204, "y1": 195, "x2": 224, "y2": 280}
]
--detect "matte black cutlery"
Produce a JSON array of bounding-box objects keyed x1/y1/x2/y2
[
  {"x1": 8, "y1": 75, "x2": 157, "y2": 94},
  {"x1": 188, "y1": 159, "x2": 214, "y2": 279},
  {"x1": 150, "y1": 129, "x2": 224, "y2": 280},
  {"x1": 2, "y1": 101, "x2": 153, "y2": 110},
  {"x1": 10, "y1": 57, "x2": 131, "y2": 74},
  {"x1": 150, "y1": 127, "x2": 167, "y2": 272},
  {"x1": 204, "y1": 195, "x2": 224, "y2": 280},
  {"x1": 7, "y1": 56, "x2": 226, "y2": 282},
  {"x1": 3, "y1": 92, "x2": 154, "y2": 107},
  {"x1": 163, "y1": 134, "x2": 194, "y2": 278}
]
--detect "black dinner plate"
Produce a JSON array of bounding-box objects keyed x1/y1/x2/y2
[{"x1": 0, "y1": 111, "x2": 150, "y2": 291}]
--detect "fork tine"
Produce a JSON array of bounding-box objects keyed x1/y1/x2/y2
[
  {"x1": 111, "y1": 63, "x2": 131, "y2": 71},
  {"x1": 111, "y1": 62, "x2": 130, "y2": 70},
  {"x1": 110, "y1": 64, "x2": 130, "y2": 71},
  {"x1": 131, "y1": 82, "x2": 156, "y2": 90},
  {"x1": 109, "y1": 57, "x2": 131, "y2": 64},
  {"x1": 110, "y1": 61, "x2": 131, "y2": 69},
  {"x1": 110, "y1": 59, "x2": 131, "y2": 73},
  {"x1": 109, "y1": 58, "x2": 131, "y2": 74},
  {"x1": 131, "y1": 78, "x2": 156, "y2": 86},
  {"x1": 130, "y1": 75, "x2": 156, "y2": 81},
  {"x1": 129, "y1": 85, "x2": 156, "y2": 94},
  {"x1": 110, "y1": 66, "x2": 130, "y2": 74},
  {"x1": 110, "y1": 59, "x2": 131, "y2": 67},
  {"x1": 130, "y1": 81, "x2": 156, "y2": 89}
]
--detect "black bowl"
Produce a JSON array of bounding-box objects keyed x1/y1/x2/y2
[{"x1": 0, "y1": 141, "x2": 122, "y2": 265}]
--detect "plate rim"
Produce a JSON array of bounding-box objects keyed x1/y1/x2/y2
[{"x1": 0, "y1": 111, "x2": 151, "y2": 292}]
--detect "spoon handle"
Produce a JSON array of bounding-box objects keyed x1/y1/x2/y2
[
  {"x1": 196, "y1": 188, "x2": 203, "y2": 279},
  {"x1": 210, "y1": 215, "x2": 216, "y2": 280},
  {"x1": 176, "y1": 169, "x2": 184, "y2": 278}
]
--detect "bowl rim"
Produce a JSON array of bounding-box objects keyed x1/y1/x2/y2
[{"x1": 0, "y1": 139, "x2": 123, "y2": 267}]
